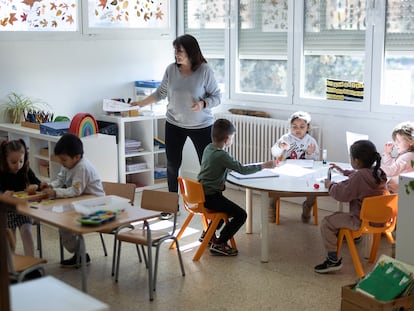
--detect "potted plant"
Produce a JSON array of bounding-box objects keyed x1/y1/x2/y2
[{"x1": 2, "y1": 92, "x2": 48, "y2": 124}]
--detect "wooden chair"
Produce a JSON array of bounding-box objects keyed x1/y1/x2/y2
[
  {"x1": 114, "y1": 190, "x2": 185, "y2": 301},
  {"x1": 336, "y1": 193, "x2": 398, "y2": 278},
  {"x1": 169, "y1": 177, "x2": 237, "y2": 261},
  {"x1": 275, "y1": 196, "x2": 318, "y2": 225},
  {"x1": 6, "y1": 228, "x2": 47, "y2": 283},
  {"x1": 98, "y1": 181, "x2": 137, "y2": 275}
]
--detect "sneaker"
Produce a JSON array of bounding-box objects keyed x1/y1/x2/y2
[
  {"x1": 314, "y1": 257, "x2": 342, "y2": 273},
  {"x1": 159, "y1": 212, "x2": 173, "y2": 220},
  {"x1": 198, "y1": 231, "x2": 219, "y2": 246},
  {"x1": 61, "y1": 253, "x2": 91, "y2": 268},
  {"x1": 210, "y1": 242, "x2": 238, "y2": 256},
  {"x1": 301, "y1": 202, "x2": 312, "y2": 223}
]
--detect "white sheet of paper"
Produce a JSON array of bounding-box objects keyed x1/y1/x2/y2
[
  {"x1": 346, "y1": 131, "x2": 369, "y2": 154},
  {"x1": 285, "y1": 159, "x2": 314, "y2": 168},
  {"x1": 103, "y1": 99, "x2": 139, "y2": 112},
  {"x1": 229, "y1": 168, "x2": 279, "y2": 179}
]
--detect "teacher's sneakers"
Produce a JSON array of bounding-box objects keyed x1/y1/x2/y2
[{"x1": 314, "y1": 257, "x2": 342, "y2": 273}]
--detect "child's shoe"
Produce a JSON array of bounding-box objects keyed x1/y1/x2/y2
[
  {"x1": 314, "y1": 257, "x2": 342, "y2": 273},
  {"x1": 60, "y1": 253, "x2": 91, "y2": 268},
  {"x1": 209, "y1": 242, "x2": 238, "y2": 256},
  {"x1": 198, "y1": 231, "x2": 219, "y2": 246}
]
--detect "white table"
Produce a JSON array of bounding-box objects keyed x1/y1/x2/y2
[
  {"x1": 227, "y1": 160, "x2": 349, "y2": 262},
  {"x1": 11, "y1": 276, "x2": 109, "y2": 310}
]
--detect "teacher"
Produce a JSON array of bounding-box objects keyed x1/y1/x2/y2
[{"x1": 131, "y1": 34, "x2": 221, "y2": 219}]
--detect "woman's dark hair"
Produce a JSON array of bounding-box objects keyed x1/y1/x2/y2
[
  {"x1": 173, "y1": 34, "x2": 207, "y2": 71},
  {"x1": 212, "y1": 118, "x2": 236, "y2": 143},
  {"x1": 0, "y1": 139, "x2": 30, "y2": 181},
  {"x1": 350, "y1": 140, "x2": 382, "y2": 184},
  {"x1": 54, "y1": 133, "x2": 83, "y2": 158}
]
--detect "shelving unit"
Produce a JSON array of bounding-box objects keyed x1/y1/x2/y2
[
  {"x1": 0, "y1": 124, "x2": 118, "y2": 183},
  {"x1": 98, "y1": 114, "x2": 167, "y2": 191}
]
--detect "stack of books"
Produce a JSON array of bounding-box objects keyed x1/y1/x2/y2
[{"x1": 125, "y1": 139, "x2": 142, "y2": 154}]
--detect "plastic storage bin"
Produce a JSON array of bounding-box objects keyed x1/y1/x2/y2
[{"x1": 134, "y1": 80, "x2": 160, "y2": 101}]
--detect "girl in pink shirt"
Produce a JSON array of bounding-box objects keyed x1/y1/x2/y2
[{"x1": 381, "y1": 121, "x2": 414, "y2": 193}]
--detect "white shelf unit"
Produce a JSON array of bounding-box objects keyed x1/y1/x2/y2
[
  {"x1": 98, "y1": 114, "x2": 167, "y2": 191},
  {"x1": 0, "y1": 124, "x2": 118, "y2": 183}
]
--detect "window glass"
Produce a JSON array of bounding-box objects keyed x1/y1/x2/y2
[
  {"x1": 87, "y1": 0, "x2": 169, "y2": 29},
  {"x1": 184, "y1": 0, "x2": 227, "y2": 93},
  {"x1": 303, "y1": 0, "x2": 366, "y2": 100},
  {"x1": 383, "y1": 0, "x2": 414, "y2": 107},
  {"x1": 0, "y1": 0, "x2": 78, "y2": 31},
  {"x1": 238, "y1": 0, "x2": 288, "y2": 95}
]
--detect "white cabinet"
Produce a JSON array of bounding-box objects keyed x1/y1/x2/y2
[
  {"x1": 396, "y1": 172, "x2": 414, "y2": 265},
  {"x1": 97, "y1": 114, "x2": 167, "y2": 190},
  {"x1": 0, "y1": 124, "x2": 118, "y2": 183}
]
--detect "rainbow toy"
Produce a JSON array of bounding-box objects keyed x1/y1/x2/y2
[{"x1": 69, "y1": 113, "x2": 98, "y2": 137}]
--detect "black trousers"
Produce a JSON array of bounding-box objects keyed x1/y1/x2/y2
[
  {"x1": 165, "y1": 121, "x2": 212, "y2": 192},
  {"x1": 204, "y1": 192, "x2": 247, "y2": 244}
]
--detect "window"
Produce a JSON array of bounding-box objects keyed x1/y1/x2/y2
[
  {"x1": 86, "y1": 0, "x2": 169, "y2": 30},
  {"x1": 0, "y1": 0, "x2": 79, "y2": 31},
  {"x1": 383, "y1": 0, "x2": 414, "y2": 107},
  {"x1": 183, "y1": 0, "x2": 227, "y2": 94},
  {"x1": 302, "y1": 0, "x2": 366, "y2": 101},
  {"x1": 237, "y1": 0, "x2": 288, "y2": 96}
]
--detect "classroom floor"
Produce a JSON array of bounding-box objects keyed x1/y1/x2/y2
[{"x1": 16, "y1": 187, "x2": 394, "y2": 311}]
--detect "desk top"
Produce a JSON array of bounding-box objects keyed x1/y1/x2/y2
[
  {"x1": 11, "y1": 276, "x2": 109, "y2": 311},
  {"x1": 227, "y1": 161, "x2": 350, "y2": 195},
  {"x1": 17, "y1": 195, "x2": 159, "y2": 234}
]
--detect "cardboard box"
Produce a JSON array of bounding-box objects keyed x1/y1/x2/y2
[
  {"x1": 40, "y1": 148, "x2": 48, "y2": 157},
  {"x1": 341, "y1": 283, "x2": 414, "y2": 311},
  {"x1": 39, "y1": 165, "x2": 49, "y2": 178}
]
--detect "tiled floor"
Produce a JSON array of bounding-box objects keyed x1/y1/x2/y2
[{"x1": 15, "y1": 188, "x2": 393, "y2": 310}]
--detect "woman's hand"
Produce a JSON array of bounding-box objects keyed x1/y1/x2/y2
[
  {"x1": 130, "y1": 101, "x2": 145, "y2": 108},
  {"x1": 191, "y1": 100, "x2": 204, "y2": 112},
  {"x1": 42, "y1": 188, "x2": 56, "y2": 199}
]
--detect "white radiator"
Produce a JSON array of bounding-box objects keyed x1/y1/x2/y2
[{"x1": 214, "y1": 113, "x2": 321, "y2": 163}]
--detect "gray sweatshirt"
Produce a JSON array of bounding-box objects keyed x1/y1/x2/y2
[
  {"x1": 50, "y1": 158, "x2": 105, "y2": 198},
  {"x1": 152, "y1": 62, "x2": 221, "y2": 129}
]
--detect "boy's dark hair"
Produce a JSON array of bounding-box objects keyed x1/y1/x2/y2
[
  {"x1": 54, "y1": 133, "x2": 83, "y2": 158},
  {"x1": 212, "y1": 119, "x2": 236, "y2": 143},
  {"x1": 350, "y1": 140, "x2": 382, "y2": 184},
  {"x1": 173, "y1": 34, "x2": 207, "y2": 72},
  {"x1": 0, "y1": 139, "x2": 29, "y2": 177}
]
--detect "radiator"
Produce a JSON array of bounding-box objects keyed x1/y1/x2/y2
[{"x1": 214, "y1": 113, "x2": 321, "y2": 164}]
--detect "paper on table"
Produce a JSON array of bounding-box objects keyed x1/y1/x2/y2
[
  {"x1": 285, "y1": 159, "x2": 314, "y2": 168},
  {"x1": 103, "y1": 99, "x2": 139, "y2": 112},
  {"x1": 229, "y1": 168, "x2": 279, "y2": 179}
]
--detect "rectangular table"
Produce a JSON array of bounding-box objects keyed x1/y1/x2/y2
[
  {"x1": 17, "y1": 195, "x2": 159, "y2": 292},
  {"x1": 11, "y1": 276, "x2": 109, "y2": 311}
]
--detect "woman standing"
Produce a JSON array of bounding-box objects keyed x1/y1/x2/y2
[{"x1": 131, "y1": 34, "x2": 221, "y2": 219}]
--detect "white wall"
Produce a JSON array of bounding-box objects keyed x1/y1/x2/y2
[{"x1": 0, "y1": 38, "x2": 173, "y2": 119}]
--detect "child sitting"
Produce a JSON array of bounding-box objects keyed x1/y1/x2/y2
[
  {"x1": 381, "y1": 121, "x2": 414, "y2": 193},
  {"x1": 270, "y1": 111, "x2": 320, "y2": 223},
  {"x1": 42, "y1": 133, "x2": 105, "y2": 267},
  {"x1": 198, "y1": 118, "x2": 275, "y2": 256},
  {"x1": 314, "y1": 140, "x2": 387, "y2": 273}
]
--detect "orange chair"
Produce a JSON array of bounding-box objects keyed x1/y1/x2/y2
[
  {"x1": 275, "y1": 196, "x2": 318, "y2": 225},
  {"x1": 336, "y1": 193, "x2": 398, "y2": 278},
  {"x1": 170, "y1": 177, "x2": 237, "y2": 261}
]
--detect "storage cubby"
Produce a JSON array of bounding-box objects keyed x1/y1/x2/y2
[
  {"x1": 98, "y1": 114, "x2": 167, "y2": 191},
  {"x1": 0, "y1": 124, "x2": 118, "y2": 183}
]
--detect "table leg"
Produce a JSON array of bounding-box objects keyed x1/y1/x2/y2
[
  {"x1": 245, "y1": 188, "x2": 252, "y2": 234},
  {"x1": 260, "y1": 191, "x2": 269, "y2": 263},
  {"x1": 78, "y1": 236, "x2": 87, "y2": 292}
]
